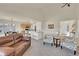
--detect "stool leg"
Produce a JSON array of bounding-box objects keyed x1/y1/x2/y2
[
  {"x1": 74, "y1": 50, "x2": 76, "y2": 55},
  {"x1": 43, "y1": 42, "x2": 45, "y2": 45},
  {"x1": 61, "y1": 46, "x2": 62, "y2": 49},
  {"x1": 53, "y1": 38, "x2": 55, "y2": 45},
  {"x1": 51, "y1": 43, "x2": 53, "y2": 46},
  {"x1": 56, "y1": 40, "x2": 57, "y2": 47}
]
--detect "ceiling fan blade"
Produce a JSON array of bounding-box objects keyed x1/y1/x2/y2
[{"x1": 61, "y1": 3, "x2": 68, "y2": 8}]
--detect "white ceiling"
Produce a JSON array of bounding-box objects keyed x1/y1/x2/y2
[{"x1": 0, "y1": 3, "x2": 79, "y2": 22}]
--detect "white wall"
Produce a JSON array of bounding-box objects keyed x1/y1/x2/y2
[{"x1": 42, "y1": 20, "x2": 60, "y2": 35}]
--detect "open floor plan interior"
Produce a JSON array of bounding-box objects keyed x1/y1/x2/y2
[{"x1": 0, "y1": 3, "x2": 79, "y2": 56}]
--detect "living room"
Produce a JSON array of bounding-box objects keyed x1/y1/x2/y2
[{"x1": 0, "y1": 3, "x2": 79, "y2": 56}]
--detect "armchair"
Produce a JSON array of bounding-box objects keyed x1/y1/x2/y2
[
  {"x1": 60, "y1": 35, "x2": 77, "y2": 55},
  {"x1": 43, "y1": 34, "x2": 53, "y2": 46}
]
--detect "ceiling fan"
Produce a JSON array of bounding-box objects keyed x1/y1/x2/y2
[{"x1": 61, "y1": 3, "x2": 70, "y2": 8}]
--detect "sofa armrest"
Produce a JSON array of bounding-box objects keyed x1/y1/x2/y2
[{"x1": 22, "y1": 36, "x2": 31, "y2": 41}]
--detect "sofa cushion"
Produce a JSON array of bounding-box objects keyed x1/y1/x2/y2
[
  {"x1": 14, "y1": 38, "x2": 22, "y2": 44},
  {"x1": 0, "y1": 35, "x2": 14, "y2": 45},
  {"x1": 5, "y1": 34, "x2": 14, "y2": 40},
  {"x1": 0, "y1": 47, "x2": 14, "y2": 56},
  {"x1": 0, "y1": 39, "x2": 12, "y2": 45},
  {"x1": 12, "y1": 41, "x2": 26, "y2": 48},
  {"x1": 11, "y1": 41, "x2": 27, "y2": 55},
  {"x1": 13, "y1": 33, "x2": 23, "y2": 40},
  {"x1": 1, "y1": 38, "x2": 22, "y2": 47},
  {"x1": 1, "y1": 41, "x2": 14, "y2": 47}
]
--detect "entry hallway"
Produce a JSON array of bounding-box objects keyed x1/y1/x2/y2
[{"x1": 23, "y1": 39, "x2": 78, "y2": 56}]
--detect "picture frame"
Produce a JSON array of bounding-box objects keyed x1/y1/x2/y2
[{"x1": 48, "y1": 24, "x2": 54, "y2": 29}]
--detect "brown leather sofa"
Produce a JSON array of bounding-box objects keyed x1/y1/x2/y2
[{"x1": 0, "y1": 33, "x2": 31, "y2": 56}]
